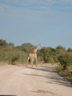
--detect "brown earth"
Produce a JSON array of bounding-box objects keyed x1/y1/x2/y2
[{"x1": 0, "y1": 65, "x2": 72, "y2": 96}]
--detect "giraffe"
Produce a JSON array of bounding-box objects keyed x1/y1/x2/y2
[{"x1": 27, "y1": 44, "x2": 41, "y2": 67}]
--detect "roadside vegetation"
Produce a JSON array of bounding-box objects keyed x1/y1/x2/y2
[{"x1": 0, "y1": 39, "x2": 72, "y2": 79}]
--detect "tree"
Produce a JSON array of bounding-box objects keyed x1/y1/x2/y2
[
  {"x1": 67, "y1": 48, "x2": 72, "y2": 52},
  {"x1": 0, "y1": 39, "x2": 8, "y2": 47},
  {"x1": 58, "y1": 53, "x2": 72, "y2": 70},
  {"x1": 8, "y1": 43, "x2": 14, "y2": 48},
  {"x1": 40, "y1": 47, "x2": 56, "y2": 63},
  {"x1": 56, "y1": 45, "x2": 66, "y2": 59},
  {"x1": 56, "y1": 45, "x2": 65, "y2": 51},
  {"x1": 17, "y1": 43, "x2": 34, "y2": 53}
]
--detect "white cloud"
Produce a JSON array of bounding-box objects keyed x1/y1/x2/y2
[
  {"x1": 0, "y1": 0, "x2": 72, "y2": 12},
  {"x1": 3, "y1": 0, "x2": 72, "y2": 5},
  {"x1": 3, "y1": 0, "x2": 56, "y2": 6},
  {"x1": 60, "y1": 0, "x2": 72, "y2": 4},
  {"x1": 1, "y1": 0, "x2": 71, "y2": 13},
  {"x1": 4, "y1": 0, "x2": 20, "y2": 4}
]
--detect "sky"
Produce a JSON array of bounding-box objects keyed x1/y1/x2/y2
[{"x1": 0, "y1": 0, "x2": 72, "y2": 48}]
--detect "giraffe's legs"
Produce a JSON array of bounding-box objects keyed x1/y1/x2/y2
[
  {"x1": 26, "y1": 56, "x2": 29, "y2": 67},
  {"x1": 26, "y1": 59, "x2": 28, "y2": 67},
  {"x1": 31, "y1": 58, "x2": 33, "y2": 67},
  {"x1": 35, "y1": 56, "x2": 37, "y2": 67}
]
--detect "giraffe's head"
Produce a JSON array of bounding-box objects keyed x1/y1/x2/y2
[
  {"x1": 33, "y1": 44, "x2": 41, "y2": 53},
  {"x1": 38, "y1": 44, "x2": 41, "y2": 49}
]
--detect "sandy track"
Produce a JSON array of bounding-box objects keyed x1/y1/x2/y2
[{"x1": 0, "y1": 65, "x2": 72, "y2": 96}]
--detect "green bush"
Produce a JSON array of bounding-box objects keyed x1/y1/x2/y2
[
  {"x1": 9, "y1": 55, "x2": 19, "y2": 65},
  {"x1": 58, "y1": 53, "x2": 72, "y2": 70},
  {"x1": 39, "y1": 47, "x2": 57, "y2": 63},
  {"x1": 17, "y1": 43, "x2": 34, "y2": 53}
]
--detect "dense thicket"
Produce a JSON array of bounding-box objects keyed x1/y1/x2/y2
[
  {"x1": 0, "y1": 39, "x2": 72, "y2": 64},
  {"x1": 0, "y1": 39, "x2": 72, "y2": 78}
]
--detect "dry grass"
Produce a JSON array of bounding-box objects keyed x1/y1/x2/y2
[
  {"x1": 32, "y1": 89, "x2": 55, "y2": 94},
  {"x1": 0, "y1": 62, "x2": 58, "y2": 67},
  {"x1": 36, "y1": 62, "x2": 58, "y2": 66},
  {"x1": 0, "y1": 62, "x2": 9, "y2": 66}
]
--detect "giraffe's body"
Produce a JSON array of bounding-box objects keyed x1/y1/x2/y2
[{"x1": 28, "y1": 44, "x2": 41, "y2": 67}]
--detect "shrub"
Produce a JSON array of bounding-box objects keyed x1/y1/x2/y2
[
  {"x1": 58, "y1": 53, "x2": 72, "y2": 70},
  {"x1": 39, "y1": 47, "x2": 57, "y2": 63}
]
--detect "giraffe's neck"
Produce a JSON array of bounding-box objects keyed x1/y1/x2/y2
[
  {"x1": 33, "y1": 47, "x2": 38, "y2": 53},
  {"x1": 33, "y1": 45, "x2": 39, "y2": 53},
  {"x1": 32, "y1": 44, "x2": 41, "y2": 54}
]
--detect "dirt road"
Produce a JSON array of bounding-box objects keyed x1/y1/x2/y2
[{"x1": 0, "y1": 65, "x2": 72, "y2": 96}]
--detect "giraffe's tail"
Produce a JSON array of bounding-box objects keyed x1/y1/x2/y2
[
  {"x1": 28, "y1": 56, "x2": 30, "y2": 61},
  {"x1": 27, "y1": 56, "x2": 31, "y2": 63}
]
